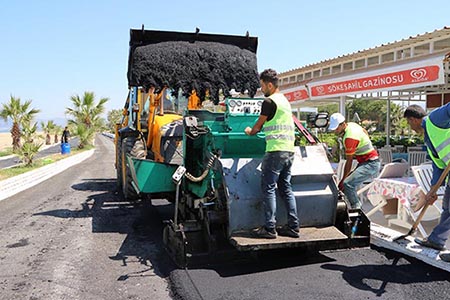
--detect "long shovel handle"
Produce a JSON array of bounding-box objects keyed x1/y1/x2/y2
[
  {"x1": 406, "y1": 162, "x2": 450, "y2": 234},
  {"x1": 406, "y1": 203, "x2": 430, "y2": 234}
]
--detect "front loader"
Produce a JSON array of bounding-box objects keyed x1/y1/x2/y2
[{"x1": 115, "y1": 27, "x2": 370, "y2": 267}]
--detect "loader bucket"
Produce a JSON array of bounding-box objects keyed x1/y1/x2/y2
[
  {"x1": 129, "y1": 28, "x2": 258, "y2": 52},
  {"x1": 127, "y1": 28, "x2": 259, "y2": 101},
  {"x1": 130, "y1": 157, "x2": 178, "y2": 193}
]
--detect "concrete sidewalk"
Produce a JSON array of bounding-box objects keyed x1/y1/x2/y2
[{"x1": 0, "y1": 149, "x2": 94, "y2": 201}]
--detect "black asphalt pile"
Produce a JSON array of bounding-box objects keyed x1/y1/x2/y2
[{"x1": 128, "y1": 41, "x2": 259, "y2": 102}]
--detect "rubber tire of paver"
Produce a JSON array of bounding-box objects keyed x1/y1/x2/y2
[{"x1": 121, "y1": 136, "x2": 147, "y2": 201}]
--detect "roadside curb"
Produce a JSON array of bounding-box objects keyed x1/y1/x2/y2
[{"x1": 0, "y1": 149, "x2": 95, "y2": 202}]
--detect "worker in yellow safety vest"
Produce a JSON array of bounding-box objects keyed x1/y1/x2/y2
[
  {"x1": 404, "y1": 103, "x2": 450, "y2": 262},
  {"x1": 245, "y1": 69, "x2": 299, "y2": 239},
  {"x1": 328, "y1": 113, "x2": 381, "y2": 209}
]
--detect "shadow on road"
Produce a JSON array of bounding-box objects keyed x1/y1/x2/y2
[
  {"x1": 321, "y1": 248, "x2": 450, "y2": 296},
  {"x1": 71, "y1": 178, "x2": 117, "y2": 192},
  {"x1": 34, "y1": 178, "x2": 340, "y2": 281},
  {"x1": 181, "y1": 248, "x2": 335, "y2": 278},
  {"x1": 33, "y1": 177, "x2": 177, "y2": 279}
]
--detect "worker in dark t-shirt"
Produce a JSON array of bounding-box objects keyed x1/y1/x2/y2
[
  {"x1": 260, "y1": 98, "x2": 277, "y2": 121},
  {"x1": 245, "y1": 68, "x2": 299, "y2": 239}
]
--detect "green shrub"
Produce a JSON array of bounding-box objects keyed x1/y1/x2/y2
[
  {"x1": 295, "y1": 130, "x2": 341, "y2": 162},
  {"x1": 369, "y1": 134, "x2": 423, "y2": 149},
  {"x1": 370, "y1": 134, "x2": 386, "y2": 148},
  {"x1": 396, "y1": 136, "x2": 424, "y2": 147}
]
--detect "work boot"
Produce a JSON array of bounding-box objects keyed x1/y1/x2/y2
[
  {"x1": 277, "y1": 225, "x2": 300, "y2": 238},
  {"x1": 414, "y1": 237, "x2": 447, "y2": 251},
  {"x1": 439, "y1": 252, "x2": 450, "y2": 262},
  {"x1": 252, "y1": 227, "x2": 277, "y2": 239}
]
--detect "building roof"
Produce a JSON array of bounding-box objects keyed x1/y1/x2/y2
[{"x1": 279, "y1": 27, "x2": 450, "y2": 85}]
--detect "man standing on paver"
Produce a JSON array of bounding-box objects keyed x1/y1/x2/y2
[{"x1": 245, "y1": 68, "x2": 299, "y2": 239}]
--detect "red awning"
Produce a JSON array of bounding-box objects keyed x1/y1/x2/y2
[
  {"x1": 282, "y1": 86, "x2": 309, "y2": 104},
  {"x1": 307, "y1": 52, "x2": 447, "y2": 100}
]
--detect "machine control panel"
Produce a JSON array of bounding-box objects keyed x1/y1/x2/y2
[{"x1": 227, "y1": 98, "x2": 263, "y2": 115}]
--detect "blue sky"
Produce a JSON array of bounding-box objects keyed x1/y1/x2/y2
[{"x1": 0, "y1": 0, "x2": 449, "y2": 120}]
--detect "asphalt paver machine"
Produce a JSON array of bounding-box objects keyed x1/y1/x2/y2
[{"x1": 115, "y1": 27, "x2": 370, "y2": 267}]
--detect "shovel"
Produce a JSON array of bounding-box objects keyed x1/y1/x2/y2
[{"x1": 393, "y1": 161, "x2": 450, "y2": 242}]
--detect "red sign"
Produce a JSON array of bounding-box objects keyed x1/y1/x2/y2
[
  {"x1": 310, "y1": 65, "x2": 440, "y2": 97},
  {"x1": 284, "y1": 89, "x2": 309, "y2": 102}
]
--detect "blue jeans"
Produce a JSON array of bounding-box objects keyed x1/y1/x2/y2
[
  {"x1": 428, "y1": 180, "x2": 450, "y2": 247},
  {"x1": 343, "y1": 159, "x2": 381, "y2": 209},
  {"x1": 261, "y1": 151, "x2": 299, "y2": 230}
]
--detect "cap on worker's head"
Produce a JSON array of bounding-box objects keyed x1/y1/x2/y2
[{"x1": 328, "y1": 113, "x2": 346, "y2": 131}]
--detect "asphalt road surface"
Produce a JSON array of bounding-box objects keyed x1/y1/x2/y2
[
  {"x1": 0, "y1": 135, "x2": 172, "y2": 299},
  {"x1": 0, "y1": 138, "x2": 79, "y2": 169},
  {"x1": 1, "y1": 134, "x2": 449, "y2": 300}
]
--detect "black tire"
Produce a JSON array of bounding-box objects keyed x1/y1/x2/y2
[
  {"x1": 122, "y1": 136, "x2": 147, "y2": 201},
  {"x1": 130, "y1": 137, "x2": 146, "y2": 159},
  {"x1": 141, "y1": 193, "x2": 153, "y2": 207}
]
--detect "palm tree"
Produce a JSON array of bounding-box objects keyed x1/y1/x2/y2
[
  {"x1": 73, "y1": 123, "x2": 96, "y2": 149},
  {"x1": 66, "y1": 92, "x2": 108, "y2": 128},
  {"x1": 107, "y1": 109, "x2": 123, "y2": 132},
  {"x1": 40, "y1": 120, "x2": 56, "y2": 145},
  {"x1": 65, "y1": 92, "x2": 108, "y2": 148},
  {"x1": 0, "y1": 96, "x2": 40, "y2": 151},
  {"x1": 53, "y1": 125, "x2": 62, "y2": 143},
  {"x1": 17, "y1": 121, "x2": 42, "y2": 166}
]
